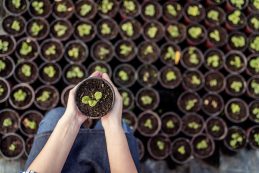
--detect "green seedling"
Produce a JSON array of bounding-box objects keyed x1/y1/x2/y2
[
  {"x1": 147, "y1": 25, "x2": 158, "y2": 38},
  {"x1": 118, "y1": 70, "x2": 128, "y2": 81},
  {"x1": 78, "y1": 24, "x2": 92, "y2": 37},
  {"x1": 21, "y1": 64, "x2": 31, "y2": 77},
  {"x1": 99, "y1": 0, "x2": 114, "y2": 14},
  {"x1": 12, "y1": 0, "x2": 21, "y2": 9},
  {"x1": 254, "y1": 133, "x2": 259, "y2": 145},
  {"x1": 68, "y1": 47, "x2": 79, "y2": 59},
  {"x1": 209, "y1": 30, "x2": 220, "y2": 42},
  {"x1": 32, "y1": 1, "x2": 44, "y2": 14},
  {"x1": 0, "y1": 60, "x2": 6, "y2": 72},
  {"x1": 178, "y1": 146, "x2": 185, "y2": 154},
  {"x1": 188, "y1": 27, "x2": 202, "y2": 39},
  {"x1": 191, "y1": 75, "x2": 201, "y2": 85},
  {"x1": 251, "y1": 80, "x2": 259, "y2": 94},
  {"x1": 144, "y1": 118, "x2": 152, "y2": 129},
  {"x1": 230, "y1": 0, "x2": 245, "y2": 9},
  {"x1": 123, "y1": 0, "x2": 136, "y2": 13},
  {"x1": 11, "y1": 20, "x2": 21, "y2": 31},
  {"x1": 250, "y1": 36, "x2": 259, "y2": 52},
  {"x1": 23, "y1": 118, "x2": 37, "y2": 130},
  {"x1": 166, "y1": 120, "x2": 175, "y2": 129},
  {"x1": 166, "y1": 71, "x2": 176, "y2": 81},
  {"x1": 207, "y1": 54, "x2": 220, "y2": 68},
  {"x1": 167, "y1": 25, "x2": 180, "y2": 38},
  {"x1": 230, "y1": 132, "x2": 243, "y2": 148},
  {"x1": 31, "y1": 22, "x2": 43, "y2": 36},
  {"x1": 3, "y1": 118, "x2": 12, "y2": 127},
  {"x1": 207, "y1": 10, "x2": 219, "y2": 21},
  {"x1": 145, "y1": 4, "x2": 155, "y2": 17},
  {"x1": 187, "y1": 5, "x2": 200, "y2": 17},
  {"x1": 122, "y1": 92, "x2": 130, "y2": 106},
  {"x1": 143, "y1": 45, "x2": 153, "y2": 56},
  {"x1": 157, "y1": 141, "x2": 165, "y2": 150},
  {"x1": 94, "y1": 65, "x2": 107, "y2": 73},
  {"x1": 230, "y1": 81, "x2": 243, "y2": 92},
  {"x1": 120, "y1": 44, "x2": 132, "y2": 56},
  {"x1": 101, "y1": 23, "x2": 111, "y2": 35},
  {"x1": 20, "y1": 42, "x2": 32, "y2": 56},
  {"x1": 188, "y1": 121, "x2": 200, "y2": 129},
  {"x1": 45, "y1": 45, "x2": 56, "y2": 56},
  {"x1": 209, "y1": 79, "x2": 218, "y2": 87},
  {"x1": 54, "y1": 23, "x2": 68, "y2": 37},
  {"x1": 43, "y1": 65, "x2": 56, "y2": 78},
  {"x1": 121, "y1": 22, "x2": 134, "y2": 37},
  {"x1": 167, "y1": 4, "x2": 181, "y2": 17},
  {"x1": 252, "y1": 107, "x2": 259, "y2": 120},
  {"x1": 66, "y1": 67, "x2": 84, "y2": 79},
  {"x1": 230, "y1": 56, "x2": 242, "y2": 68},
  {"x1": 251, "y1": 17, "x2": 259, "y2": 30},
  {"x1": 196, "y1": 140, "x2": 208, "y2": 150},
  {"x1": 164, "y1": 47, "x2": 175, "y2": 61},
  {"x1": 0, "y1": 40, "x2": 9, "y2": 52},
  {"x1": 98, "y1": 47, "x2": 109, "y2": 59},
  {"x1": 37, "y1": 91, "x2": 50, "y2": 102},
  {"x1": 252, "y1": 0, "x2": 259, "y2": 10},
  {"x1": 81, "y1": 91, "x2": 102, "y2": 107},
  {"x1": 189, "y1": 48, "x2": 199, "y2": 65},
  {"x1": 211, "y1": 125, "x2": 220, "y2": 132},
  {"x1": 143, "y1": 72, "x2": 150, "y2": 82},
  {"x1": 185, "y1": 99, "x2": 197, "y2": 111},
  {"x1": 8, "y1": 143, "x2": 16, "y2": 151},
  {"x1": 13, "y1": 89, "x2": 27, "y2": 102},
  {"x1": 0, "y1": 85, "x2": 4, "y2": 96},
  {"x1": 231, "y1": 36, "x2": 245, "y2": 48},
  {"x1": 228, "y1": 10, "x2": 242, "y2": 25},
  {"x1": 57, "y1": 3, "x2": 68, "y2": 12},
  {"x1": 231, "y1": 103, "x2": 241, "y2": 114},
  {"x1": 80, "y1": 3, "x2": 92, "y2": 16},
  {"x1": 141, "y1": 95, "x2": 152, "y2": 105}
]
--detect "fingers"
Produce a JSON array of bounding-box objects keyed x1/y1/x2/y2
[
  {"x1": 102, "y1": 73, "x2": 122, "y2": 100},
  {"x1": 90, "y1": 71, "x2": 102, "y2": 78}
]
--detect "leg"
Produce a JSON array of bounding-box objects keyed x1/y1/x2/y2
[{"x1": 94, "y1": 120, "x2": 133, "y2": 134}]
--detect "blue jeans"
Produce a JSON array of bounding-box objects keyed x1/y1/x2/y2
[{"x1": 25, "y1": 107, "x2": 141, "y2": 173}]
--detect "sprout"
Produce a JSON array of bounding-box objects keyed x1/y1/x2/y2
[
  {"x1": 185, "y1": 99, "x2": 197, "y2": 110},
  {"x1": 99, "y1": 0, "x2": 114, "y2": 14},
  {"x1": 120, "y1": 44, "x2": 132, "y2": 56},
  {"x1": 250, "y1": 57, "x2": 259, "y2": 73},
  {"x1": 145, "y1": 4, "x2": 155, "y2": 17},
  {"x1": 188, "y1": 121, "x2": 200, "y2": 129},
  {"x1": 196, "y1": 140, "x2": 208, "y2": 150},
  {"x1": 251, "y1": 80, "x2": 259, "y2": 94},
  {"x1": 178, "y1": 146, "x2": 185, "y2": 154},
  {"x1": 191, "y1": 75, "x2": 201, "y2": 85},
  {"x1": 230, "y1": 0, "x2": 245, "y2": 9},
  {"x1": 98, "y1": 47, "x2": 109, "y2": 59},
  {"x1": 68, "y1": 47, "x2": 79, "y2": 59},
  {"x1": 188, "y1": 26, "x2": 202, "y2": 39},
  {"x1": 23, "y1": 118, "x2": 37, "y2": 130},
  {"x1": 230, "y1": 56, "x2": 242, "y2": 68},
  {"x1": 20, "y1": 42, "x2": 32, "y2": 56},
  {"x1": 231, "y1": 103, "x2": 241, "y2": 114},
  {"x1": 121, "y1": 22, "x2": 134, "y2": 37},
  {"x1": 251, "y1": 17, "x2": 259, "y2": 30},
  {"x1": 77, "y1": 24, "x2": 92, "y2": 37},
  {"x1": 80, "y1": 3, "x2": 92, "y2": 16},
  {"x1": 164, "y1": 47, "x2": 175, "y2": 61},
  {"x1": 207, "y1": 10, "x2": 219, "y2": 21},
  {"x1": 166, "y1": 71, "x2": 176, "y2": 81},
  {"x1": 31, "y1": 22, "x2": 44, "y2": 36},
  {"x1": 0, "y1": 60, "x2": 6, "y2": 72},
  {"x1": 12, "y1": 0, "x2": 21, "y2": 9},
  {"x1": 187, "y1": 5, "x2": 200, "y2": 17},
  {"x1": 123, "y1": 0, "x2": 136, "y2": 13},
  {"x1": 32, "y1": 1, "x2": 44, "y2": 14},
  {"x1": 45, "y1": 45, "x2": 56, "y2": 56},
  {"x1": 57, "y1": 3, "x2": 68, "y2": 12},
  {"x1": 189, "y1": 48, "x2": 199, "y2": 65},
  {"x1": 147, "y1": 25, "x2": 158, "y2": 38},
  {"x1": 122, "y1": 92, "x2": 130, "y2": 106},
  {"x1": 231, "y1": 36, "x2": 245, "y2": 48},
  {"x1": 230, "y1": 81, "x2": 243, "y2": 92},
  {"x1": 11, "y1": 20, "x2": 21, "y2": 31},
  {"x1": 143, "y1": 45, "x2": 153, "y2": 56},
  {"x1": 8, "y1": 143, "x2": 16, "y2": 151},
  {"x1": 252, "y1": 0, "x2": 259, "y2": 10},
  {"x1": 143, "y1": 72, "x2": 150, "y2": 82},
  {"x1": 250, "y1": 36, "x2": 259, "y2": 52},
  {"x1": 21, "y1": 64, "x2": 32, "y2": 77},
  {"x1": 118, "y1": 70, "x2": 128, "y2": 81},
  {"x1": 157, "y1": 140, "x2": 165, "y2": 150},
  {"x1": 230, "y1": 132, "x2": 243, "y2": 148},
  {"x1": 141, "y1": 95, "x2": 152, "y2": 105},
  {"x1": 252, "y1": 108, "x2": 259, "y2": 120},
  {"x1": 94, "y1": 65, "x2": 107, "y2": 73},
  {"x1": 167, "y1": 25, "x2": 180, "y2": 38},
  {"x1": 166, "y1": 4, "x2": 181, "y2": 17},
  {"x1": 101, "y1": 23, "x2": 111, "y2": 35},
  {"x1": 13, "y1": 89, "x2": 27, "y2": 102},
  {"x1": 66, "y1": 67, "x2": 84, "y2": 79},
  {"x1": 254, "y1": 133, "x2": 259, "y2": 145},
  {"x1": 207, "y1": 54, "x2": 220, "y2": 68},
  {"x1": 81, "y1": 91, "x2": 102, "y2": 107},
  {"x1": 0, "y1": 85, "x2": 4, "y2": 96},
  {"x1": 144, "y1": 118, "x2": 152, "y2": 129},
  {"x1": 43, "y1": 65, "x2": 56, "y2": 78},
  {"x1": 209, "y1": 30, "x2": 220, "y2": 42},
  {"x1": 228, "y1": 10, "x2": 242, "y2": 25},
  {"x1": 3, "y1": 118, "x2": 12, "y2": 127},
  {"x1": 211, "y1": 125, "x2": 220, "y2": 132},
  {"x1": 54, "y1": 23, "x2": 68, "y2": 37},
  {"x1": 37, "y1": 90, "x2": 50, "y2": 102},
  {"x1": 166, "y1": 120, "x2": 175, "y2": 128},
  {"x1": 209, "y1": 79, "x2": 218, "y2": 87},
  {"x1": 0, "y1": 40, "x2": 9, "y2": 52}
]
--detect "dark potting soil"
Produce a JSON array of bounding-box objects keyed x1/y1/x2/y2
[
  {"x1": 148, "y1": 135, "x2": 171, "y2": 159},
  {"x1": 65, "y1": 42, "x2": 88, "y2": 62},
  {"x1": 10, "y1": 86, "x2": 33, "y2": 108},
  {"x1": 160, "y1": 66, "x2": 181, "y2": 88},
  {"x1": 138, "y1": 112, "x2": 160, "y2": 136},
  {"x1": 2, "y1": 15, "x2": 25, "y2": 36},
  {"x1": 39, "y1": 63, "x2": 61, "y2": 84},
  {"x1": 15, "y1": 62, "x2": 38, "y2": 83},
  {"x1": 138, "y1": 42, "x2": 159, "y2": 63},
  {"x1": 122, "y1": 111, "x2": 137, "y2": 131},
  {"x1": 202, "y1": 94, "x2": 224, "y2": 115},
  {"x1": 75, "y1": 0, "x2": 97, "y2": 19},
  {"x1": 92, "y1": 41, "x2": 113, "y2": 61},
  {"x1": 0, "y1": 57, "x2": 14, "y2": 78},
  {"x1": 137, "y1": 88, "x2": 159, "y2": 110},
  {"x1": 225, "y1": 128, "x2": 246, "y2": 150},
  {"x1": 183, "y1": 70, "x2": 203, "y2": 91},
  {"x1": 20, "y1": 112, "x2": 42, "y2": 135},
  {"x1": 53, "y1": 0, "x2": 74, "y2": 18},
  {"x1": 75, "y1": 78, "x2": 114, "y2": 118},
  {"x1": 5, "y1": 0, "x2": 28, "y2": 14},
  {"x1": 226, "y1": 100, "x2": 248, "y2": 122},
  {"x1": 161, "y1": 113, "x2": 181, "y2": 136},
  {"x1": 182, "y1": 114, "x2": 204, "y2": 136},
  {"x1": 35, "y1": 87, "x2": 59, "y2": 110},
  {"x1": 0, "y1": 79, "x2": 9, "y2": 101},
  {"x1": 27, "y1": 18, "x2": 49, "y2": 39},
  {"x1": 138, "y1": 65, "x2": 158, "y2": 87},
  {"x1": 0, "y1": 135, "x2": 24, "y2": 158},
  {"x1": 97, "y1": 18, "x2": 118, "y2": 40},
  {"x1": 114, "y1": 65, "x2": 135, "y2": 87},
  {"x1": 206, "y1": 117, "x2": 226, "y2": 139},
  {"x1": 205, "y1": 71, "x2": 225, "y2": 92},
  {"x1": 0, "y1": 110, "x2": 19, "y2": 134},
  {"x1": 41, "y1": 40, "x2": 63, "y2": 61},
  {"x1": 179, "y1": 93, "x2": 200, "y2": 113},
  {"x1": 171, "y1": 139, "x2": 192, "y2": 163},
  {"x1": 193, "y1": 135, "x2": 214, "y2": 157},
  {"x1": 16, "y1": 39, "x2": 38, "y2": 60},
  {"x1": 29, "y1": 0, "x2": 52, "y2": 17}
]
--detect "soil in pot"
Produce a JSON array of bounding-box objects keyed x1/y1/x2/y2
[
  {"x1": 159, "y1": 66, "x2": 182, "y2": 89},
  {"x1": 25, "y1": 137, "x2": 34, "y2": 156},
  {"x1": 53, "y1": 0, "x2": 74, "y2": 18},
  {"x1": 225, "y1": 98, "x2": 248, "y2": 123},
  {"x1": 178, "y1": 91, "x2": 201, "y2": 113},
  {"x1": 61, "y1": 85, "x2": 74, "y2": 107},
  {"x1": 50, "y1": 19, "x2": 73, "y2": 41},
  {"x1": 120, "y1": 0, "x2": 140, "y2": 18},
  {"x1": 137, "y1": 139, "x2": 145, "y2": 160},
  {"x1": 75, "y1": 0, "x2": 97, "y2": 19},
  {"x1": 2, "y1": 15, "x2": 26, "y2": 37},
  {"x1": 141, "y1": 1, "x2": 162, "y2": 21},
  {"x1": 206, "y1": 117, "x2": 227, "y2": 140},
  {"x1": 65, "y1": 40, "x2": 88, "y2": 63},
  {"x1": 97, "y1": 18, "x2": 118, "y2": 40},
  {"x1": 137, "y1": 64, "x2": 158, "y2": 87},
  {"x1": 249, "y1": 100, "x2": 259, "y2": 123},
  {"x1": 186, "y1": 24, "x2": 207, "y2": 45},
  {"x1": 115, "y1": 40, "x2": 136, "y2": 62},
  {"x1": 35, "y1": 85, "x2": 59, "y2": 110},
  {"x1": 225, "y1": 74, "x2": 246, "y2": 96},
  {"x1": 204, "y1": 48, "x2": 224, "y2": 70},
  {"x1": 207, "y1": 26, "x2": 228, "y2": 47},
  {"x1": 74, "y1": 20, "x2": 96, "y2": 42},
  {"x1": 184, "y1": 2, "x2": 205, "y2": 23},
  {"x1": 183, "y1": 70, "x2": 204, "y2": 91},
  {"x1": 0, "y1": 109, "x2": 19, "y2": 134},
  {"x1": 0, "y1": 133, "x2": 25, "y2": 159},
  {"x1": 88, "y1": 62, "x2": 112, "y2": 77},
  {"x1": 91, "y1": 40, "x2": 113, "y2": 62},
  {"x1": 39, "y1": 62, "x2": 61, "y2": 84},
  {"x1": 20, "y1": 111, "x2": 43, "y2": 136},
  {"x1": 248, "y1": 126, "x2": 259, "y2": 149},
  {"x1": 26, "y1": 18, "x2": 49, "y2": 40},
  {"x1": 147, "y1": 135, "x2": 171, "y2": 160},
  {"x1": 136, "y1": 87, "x2": 159, "y2": 111},
  {"x1": 227, "y1": 32, "x2": 247, "y2": 52},
  {"x1": 4, "y1": 0, "x2": 28, "y2": 15},
  {"x1": 75, "y1": 77, "x2": 115, "y2": 118},
  {"x1": 160, "y1": 42, "x2": 180, "y2": 66},
  {"x1": 192, "y1": 134, "x2": 215, "y2": 159},
  {"x1": 16, "y1": 38, "x2": 39, "y2": 61},
  {"x1": 224, "y1": 126, "x2": 247, "y2": 151},
  {"x1": 97, "y1": 0, "x2": 118, "y2": 17},
  {"x1": 137, "y1": 111, "x2": 161, "y2": 137},
  {"x1": 205, "y1": 6, "x2": 225, "y2": 26},
  {"x1": 163, "y1": 1, "x2": 182, "y2": 21},
  {"x1": 29, "y1": 0, "x2": 52, "y2": 18},
  {"x1": 247, "y1": 76, "x2": 259, "y2": 99},
  {"x1": 14, "y1": 61, "x2": 38, "y2": 84},
  {"x1": 247, "y1": 13, "x2": 259, "y2": 33},
  {"x1": 143, "y1": 21, "x2": 164, "y2": 42},
  {"x1": 0, "y1": 78, "x2": 10, "y2": 103},
  {"x1": 171, "y1": 138, "x2": 192, "y2": 164},
  {"x1": 118, "y1": 88, "x2": 134, "y2": 110},
  {"x1": 182, "y1": 113, "x2": 204, "y2": 137},
  {"x1": 40, "y1": 39, "x2": 64, "y2": 62},
  {"x1": 202, "y1": 93, "x2": 224, "y2": 116},
  {"x1": 63, "y1": 64, "x2": 87, "y2": 85},
  {"x1": 161, "y1": 112, "x2": 181, "y2": 137},
  {"x1": 120, "y1": 19, "x2": 142, "y2": 40},
  {"x1": 226, "y1": 10, "x2": 246, "y2": 30},
  {"x1": 181, "y1": 47, "x2": 203, "y2": 69},
  {"x1": 227, "y1": 0, "x2": 248, "y2": 10},
  {"x1": 0, "y1": 35, "x2": 15, "y2": 56},
  {"x1": 122, "y1": 110, "x2": 137, "y2": 132},
  {"x1": 249, "y1": 34, "x2": 259, "y2": 53},
  {"x1": 248, "y1": 0, "x2": 259, "y2": 12},
  {"x1": 165, "y1": 23, "x2": 186, "y2": 44},
  {"x1": 113, "y1": 64, "x2": 136, "y2": 87},
  {"x1": 0, "y1": 56, "x2": 15, "y2": 78},
  {"x1": 247, "y1": 52, "x2": 259, "y2": 76},
  {"x1": 138, "y1": 41, "x2": 159, "y2": 64}
]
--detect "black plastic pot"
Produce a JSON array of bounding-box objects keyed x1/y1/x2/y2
[
  {"x1": 181, "y1": 47, "x2": 204, "y2": 70},
  {"x1": 61, "y1": 85, "x2": 74, "y2": 107},
  {"x1": 178, "y1": 91, "x2": 201, "y2": 113},
  {"x1": 225, "y1": 98, "x2": 249, "y2": 123},
  {"x1": 225, "y1": 10, "x2": 247, "y2": 30},
  {"x1": 159, "y1": 66, "x2": 182, "y2": 89},
  {"x1": 137, "y1": 139, "x2": 145, "y2": 160},
  {"x1": 165, "y1": 22, "x2": 186, "y2": 44},
  {"x1": 87, "y1": 61, "x2": 112, "y2": 78},
  {"x1": 52, "y1": 0, "x2": 74, "y2": 19},
  {"x1": 28, "y1": 0, "x2": 52, "y2": 18},
  {"x1": 113, "y1": 64, "x2": 136, "y2": 88},
  {"x1": 191, "y1": 134, "x2": 215, "y2": 159},
  {"x1": 0, "y1": 109, "x2": 19, "y2": 135},
  {"x1": 182, "y1": 113, "x2": 205, "y2": 137},
  {"x1": 206, "y1": 116, "x2": 227, "y2": 140},
  {"x1": 143, "y1": 21, "x2": 164, "y2": 42},
  {"x1": 224, "y1": 126, "x2": 247, "y2": 152},
  {"x1": 186, "y1": 23, "x2": 207, "y2": 46},
  {"x1": 136, "y1": 87, "x2": 159, "y2": 111},
  {"x1": 96, "y1": 18, "x2": 118, "y2": 40},
  {"x1": 50, "y1": 19, "x2": 73, "y2": 41},
  {"x1": 137, "y1": 41, "x2": 159, "y2": 64},
  {"x1": 248, "y1": 100, "x2": 259, "y2": 123},
  {"x1": 247, "y1": 125, "x2": 259, "y2": 149},
  {"x1": 91, "y1": 40, "x2": 114, "y2": 62},
  {"x1": 97, "y1": 0, "x2": 118, "y2": 18},
  {"x1": 122, "y1": 110, "x2": 137, "y2": 132},
  {"x1": 14, "y1": 61, "x2": 38, "y2": 84},
  {"x1": 0, "y1": 78, "x2": 10, "y2": 103},
  {"x1": 3, "y1": 0, "x2": 28, "y2": 15},
  {"x1": 63, "y1": 63, "x2": 87, "y2": 85},
  {"x1": 141, "y1": 1, "x2": 162, "y2": 21},
  {"x1": 246, "y1": 13, "x2": 259, "y2": 35},
  {"x1": 119, "y1": 19, "x2": 142, "y2": 40},
  {"x1": 204, "y1": 48, "x2": 224, "y2": 71},
  {"x1": 40, "y1": 39, "x2": 64, "y2": 62},
  {"x1": 39, "y1": 62, "x2": 62, "y2": 85},
  {"x1": 115, "y1": 40, "x2": 136, "y2": 62},
  {"x1": 0, "y1": 56, "x2": 15, "y2": 78},
  {"x1": 248, "y1": 34, "x2": 259, "y2": 54},
  {"x1": 161, "y1": 112, "x2": 181, "y2": 137},
  {"x1": 247, "y1": 76, "x2": 259, "y2": 99},
  {"x1": 0, "y1": 35, "x2": 16, "y2": 56},
  {"x1": 248, "y1": 0, "x2": 259, "y2": 13},
  {"x1": 225, "y1": 74, "x2": 246, "y2": 97},
  {"x1": 118, "y1": 88, "x2": 134, "y2": 110},
  {"x1": 2, "y1": 15, "x2": 26, "y2": 37},
  {"x1": 137, "y1": 64, "x2": 159, "y2": 87},
  {"x1": 119, "y1": 0, "x2": 140, "y2": 18},
  {"x1": 202, "y1": 93, "x2": 224, "y2": 116},
  {"x1": 160, "y1": 42, "x2": 181, "y2": 66},
  {"x1": 75, "y1": 0, "x2": 97, "y2": 20},
  {"x1": 204, "y1": 71, "x2": 225, "y2": 93},
  {"x1": 183, "y1": 2, "x2": 205, "y2": 24},
  {"x1": 16, "y1": 37, "x2": 39, "y2": 61},
  {"x1": 64, "y1": 40, "x2": 88, "y2": 63},
  {"x1": 163, "y1": 1, "x2": 183, "y2": 22},
  {"x1": 26, "y1": 18, "x2": 49, "y2": 40},
  {"x1": 73, "y1": 20, "x2": 96, "y2": 42},
  {"x1": 225, "y1": 0, "x2": 248, "y2": 11},
  {"x1": 170, "y1": 138, "x2": 193, "y2": 164},
  {"x1": 205, "y1": 6, "x2": 225, "y2": 27},
  {"x1": 226, "y1": 32, "x2": 247, "y2": 52},
  {"x1": 206, "y1": 26, "x2": 228, "y2": 48},
  {"x1": 182, "y1": 70, "x2": 204, "y2": 91}
]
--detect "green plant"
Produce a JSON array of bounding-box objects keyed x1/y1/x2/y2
[
  {"x1": 20, "y1": 42, "x2": 32, "y2": 56},
  {"x1": 54, "y1": 23, "x2": 68, "y2": 37},
  {"x1": 68, "y1": 47, "x2": 79, "y2": 59},
  {"x1": 122, "y1": 92, "x2": 130, "y2": 106},
  {"x1": 120, "y1": 44, "x2": 132, "y2": 56},
  {"x1": 166, "y1": 71, "x2": 176, "y2": 81},
  {"x1": 78, "y1": 24, "x2": 92, "y2": 37},
  {"x1": 207, "y1": 54, "x2": 220, "y2": 68},
  {"x1": 196, "y1": 140, "x2": 208, "y2": 150},
  {"x1": 143, "y1": 45, "x2": 153, "y2": 56},
  {"x1": 191, "y1": 75, "x2": 201, "y2": 85},
  {"x1": 98, "y1": 47, "x2": 110, "y2": 59},
  {"x1": 0, "y1": 85, "x2": 4, "y2": 96},
  {"x1": 43, "y1": 65, "x2": 56, "y2": 78},
  {"x1": 13, "y1": 89, "x2": 27, "y2": 102},
  {"x1": 80, "y1": 3, "x2": 92, "y2": 16},
  {"x1": 167, "y1": 25, "x2": 180, "y2": 38},
  {"x1": 252, "y1": 107, "x2": 259, "y2": 120},
  {"x1": 178, "y1": 146, "x2": 185, "y2": 154},
  {"x1": 31, "y1": 22, "x2": 43, "y2": 36},
  {"x1": 66, "y1": 67, "x2": 84, "y2": 79},
  {"x1": 32, "y1": 1, "x2": 44, "y2": 14},
  {"x1": 164, "y1": 47, "x2": 175, "y2": 61},
  {"x1": 230, "y1": 81, "x2": 243, "y2": 92},
  {"x1": 3, "y1": 118, "x2": 12, "y2": 127},
  {"x1": 101, "y1": 23, "x2": 111, "y2": 35},
  {"x1": 230, "y1": 0, "x2": 245, "y2": 9},
  {"x1": 11, "y1": 20, "x2": 21, "y2": 31},
  {"x1": 123, "y1": 0, "x2": 136, "y2": 13},
  {"x1": 250, "y1": 36, "x2": 259, "y2": 52},
  {"x1": 166, "y1": 3, "x2": 181, "y2": 17},
  {"x1": 211, "y1": 125, "x2": 220, "y2": 132},
  {"x1": 230, "y1": 56, "x2": 242, "y2": 68},
  {"x1": 228, "y1": 10, "x2": 242, "y2": 25},
  {"x1": 94, "y1": 65, "x2": 107, "y2": 73},
  {"x1": 81, "y1": 91, "x2": 102, "y2": 107},
  {"x1": 187, "y1": 5, "x2": 200, "y2": 17},
  {"x1": 230, "y1": 132, "x2": 243, "y2": 148},
  {"x1": 188, "y1": 48, "x2": 199, "y2": 65},
  {"x1": 188, "y1": 121, "x2": 200, "y2": 129},
  {"x1": 23, "y1": 118, "x2": 37, "y2": 129},
  {"x1": 209, "y1": 30, "x2": 220, "y2": 42},
  {"x1": 145, "y1": 4, "x2": 155, "y2": 16},
  {"x1": 0, "y1": 60, "x2": 6, "y2": 72},
  {"x1": 188, "y1": 26, "x2": 202, "y2": 39},
  {"x1": 99, "y1": 0, "x2": 114, "y2": 14},
  {"x1": 251, "y1": 17, "x2": 259, "y2": 30},
  {"x1": 8, "y1": 143, "x2": 16, "y2": 151},
  {"x1": 231, "y1": 103, "x2": 241, "y2": 114},
  {"x1": 0, "y1": 40, "x2": 9, "y2": 52},
  {"x1": 231, "y1": 36, "x2": 245, "y2": 48},
  {"x1": 209, "y1": 79, "x2": 217, "y2": 87},
  {"x1": 45, "y1": 45, "x2": 56, "y2": 56},
  {"x1": 251, "y1": 80, "x2": 259, "y2": 94},
  {"x1": 252, "y1": 0, "x2": 259, "y2": 9},
  {"x1": 157, "y1": 140, "x2": 165, "y2": 150},
  {"x1": 141, "y1": 95, "x2": 152, "y2": 105},
  {"x1": 37, "y1": 90, "x2": 50, "y2": 102},
  {"x1": 12, "y1": 0, "x2": 21, "y2": 9},
  {"x1": 144, "y1": 118, "x2": 152, "y2": 129},
  {"x1": 57, "y1": 3, "x2": 68, "y2": 12},
  {"x1": 185, "y1": 99, "x2": 197, "y2": 111},
  {"x1": 207, "y1": 10, "x2": 219, "y2": 21},
  {"x1": 254, "y1": 133, "x2": 259, "y2": 145},
  {"x1": 121, "y1": 22, "x2": 134, "y2": 37},
  {"x1": 21, "y1": 64, "x2": 31, "y2": 77},
  {"x1": 166, "y1": 120, "x2": 174, "y2": 128},
  {"x1": 147, "y1": 25, "x2": 158, "y2": 38},
  {"x1": 118, "y1": 70, "x2": 128, "y2": 81}
]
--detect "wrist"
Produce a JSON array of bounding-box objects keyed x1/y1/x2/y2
[
  {"x1": 102, "y1": 118, "x2": 122, "y2": 131},
  {"x1": 61, "y1": 112, "x2": 82, "y2": 130}
]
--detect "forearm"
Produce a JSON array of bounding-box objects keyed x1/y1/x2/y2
[
  {"x1": 27, "y1": 113, "x2": 81, "y2": 173},
  {"x1": 104, "y1": 124, "x2": 137, "y2": 173}
]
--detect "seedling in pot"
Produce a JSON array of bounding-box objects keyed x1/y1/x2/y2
[
  {"x1": 144, "y1": 4, "x2": 155, "y2": 17},
  {"x1": 225, "y1": 99, "x2": 248, "y2": 123},
  {"x1": 165, "y1": 23, "x2": 186, "y2": 44},
  {"x1": 119, "y1": 44, "x2": 133, "y2": 57},
  {"x1": 45, "y1": 45, "x2": 56, "y2": 57},
  {"x1": 226, "y1": 127, "x2": 246, "y2": 150},
  {"x1": 66, "y1": 67, "x2": 84, "y2": 79},
  {"x1": 188, "y1": 26, "x2": 203, "y2": 40},
  {"x1": 22, "y1": 118, "x2": 37, "y2": 130},
  {"x1": 230, "y1": 133, "x2": 243, "y2": 149},
  {"x1": 54, "y1": 23, "x2": 68, "y2": 37},
  {"x1": 121, "y1": 92, "x2": 130, "y2": 108},
  {"x1": 141, "y1": 95, "x2": 153, "y2": 106},
  {"x1": 163, "y1": 2, "x2": 182, "y2": 21},
  {"x1": 0, "y1": 40, "x2": 9, "y2": 53},
  {"x1": 227, "y1": 10, "x2": 246, "y2": 29},
  {"x1": 32, "y1": 1, "x2": 44, "y2": 14},
  {"x1": 144, "y1": 22, "x2": 163, "y2": 41},
  {"x1": 98, "y1": 0, "x2": 117, "y2": 17},
  {"x1": 121, "y1": 22, "x2": 134, "y2": 37},
  {"x1": 81, "y1": 91, "x2": 103, "y2": 107},
  {"x1": 30, "y1": 22, "x2": 43, "y2": 36},
  {"x1": 68, "y1": 47, "x2": 79, "y2": 59},
  {"x1": 147, "y1": 135, "x2": 171, "y2": 160},
  {"x1": 20, "y1": 42, "x2": 32, "y2": 56},
  {"x1": 249, "y1": 35, "x2": 259, "y2": 53},
  {"x1": 207, "y1": 9, "x2": 220, "y2": 22},
  {"x1": 230, "y1": 81, "x2": 243, "y2": 93},
  {"x1": 226, "y1": 75, "x2": 245, "y2": 96},
  {"x1": 206, "y1": 54, "x2": 220, "y2": 69},
  {"x1": 80, "y1": 3, "x2": 92, "y2": 16},
  {"x1": 78, "y1": 23, "x2": 92, "y2": 37},
  {"x1": 121, "y1": 0, "x2": 139, "y2": 17},
  {"x1": 0, "y1": 60, "x2": 6, "y2": 72},
  {"x1": 249, "y1": 15, "x2": 259, "y2": 32},
  {"x1": 186, "y1": 99, "x2": 198, "y2": 111},
  {"x1": 182, "y1": 47, "x2": 203, "y2": 69},
  {"x1": 230, "y1": 35, "x2": 246, "y2": 49},
  {"x1": 36, "y1": 91, "x2": 50, "y2": 102},
  {"x1": 13, "y1": 89, "x2": 27, "y2": 102},
  {"x1": 2, "y1": 15, "x2": 26, "y2": 37},
  {"x1": 229, "y1": 0, "x2": 247, "y2": 9},
  {"x1": 3, "y1": 118, "x2": 12, "y2": 127},
  {"x1": 248, "y1": 78, "x2": 259, "y2": 98},
  {"x1": 185, "y1": 3, "x2": 205, "y2": 23}
]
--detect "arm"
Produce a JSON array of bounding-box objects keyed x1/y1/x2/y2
[{"x1": 101, "y1": 73, "x2": 138, "y2": 173}]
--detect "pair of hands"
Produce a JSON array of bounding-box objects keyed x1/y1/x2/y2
[{"x1": 64, "y1": 72, "x2": 123, "y2": 130}]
